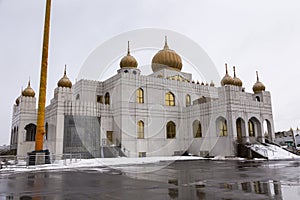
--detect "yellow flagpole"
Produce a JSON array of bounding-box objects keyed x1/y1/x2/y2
[{"x1": 35, "y1": 0, "x2": 51, "y2": 151}]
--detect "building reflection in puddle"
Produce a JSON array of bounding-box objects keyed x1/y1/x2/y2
[
  {"x1": 6, "y1": 173, "x2": 49, "y2": 200},
  {"x1": 165, "y1": 177, "x2": 285, "y2": 199},
  {"x1": 218, "y1": 180, "x2": 283, "y2": 199}
]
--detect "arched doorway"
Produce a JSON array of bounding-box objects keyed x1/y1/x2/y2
[
  {"x1": 236, "y1": 118, "x2": 246, "y2": 143},
  {"x1": 248, "y1": 117, "x2": 262, "y2": 142},
  {"x1": 263, "y1": 119, "x2": 272, "y2": 142}
]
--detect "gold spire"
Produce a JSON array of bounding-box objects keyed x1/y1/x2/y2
[
  {"x1": 164, "y1": 35, "x2": 169, "y2": 49},
  {"x1": 225, "y1": 63, "x2": 228, "y2": 74},
  {"x1": 252, "y1": 71, "x2": 266, "y2": 93},
  {"x1": 233, "y1": 66, "x2": 236, "y2": 77},
  {"x1": 64, "y1": 64, "x2": 67, "y2": 76},
  {"x1": 127, "y1": 41, "x2": 130, "y2": 55}
]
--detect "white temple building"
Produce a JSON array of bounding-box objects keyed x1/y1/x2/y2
[{"x1": 10, "y1": 39, "x2": 275, "y2": 158}]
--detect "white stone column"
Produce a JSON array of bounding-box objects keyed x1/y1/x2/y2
[{"x1": 244, "y1": 120, "x2": 250, "y2": 143}]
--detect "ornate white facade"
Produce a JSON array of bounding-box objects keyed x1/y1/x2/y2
[{"x1": 10, "y1": 40, "x2": 275, "y2": 158}]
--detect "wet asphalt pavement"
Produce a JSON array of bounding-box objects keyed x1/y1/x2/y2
[{"x1": 0, "y1": 160, "x2": 300, "y2": 199}]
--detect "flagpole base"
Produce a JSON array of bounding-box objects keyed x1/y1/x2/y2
[{"x1": 27, "y1": 149, "x2": 51, "y2": 165}]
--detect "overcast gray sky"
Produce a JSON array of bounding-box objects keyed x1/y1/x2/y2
[{"x1": 1, "y1": 0, "x2": 300, "y2": 145}]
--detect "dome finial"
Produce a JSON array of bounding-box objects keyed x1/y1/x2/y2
[
  {"x1": 127, "y1": 41, "x2": 130, "y2": 55},
  {"x1": 64, "y1": 64, "x2": 67, "y2": 76},
  {"x1": 256, "y1": 71, "x2": 259, "y2": 81},
  {"x1": 28, "y1": 77, "x2": 31, "y2": 87},
  {"x1": 233, "y1": 66, "x2": 236, "y2": 77},
  {"x1": 225, "y1": 63, "x2": 228, "y2": 74},
  {"x1": 164, "y1": 35, "x2": 169, "y2": 49}
]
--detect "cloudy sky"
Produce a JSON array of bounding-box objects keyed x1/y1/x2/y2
[{"x1": 1, "y1": 0, "x2": 300, "y2": 145}]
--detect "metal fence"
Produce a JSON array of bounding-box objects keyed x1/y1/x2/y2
[{"x1": 0, "y1": 153, "x2": 82, "y2": 169}]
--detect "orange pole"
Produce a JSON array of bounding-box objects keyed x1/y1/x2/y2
[{"x1": 35, "y1": 0, "x2": 51, "y2": 151}]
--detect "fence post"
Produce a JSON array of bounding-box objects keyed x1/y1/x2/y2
[
  {"x1": 26, "y1": 156, "x2": 29, "y2": 167},
  {"x1": 63, "y1": 156, "x2": 66, "y2": 166}
]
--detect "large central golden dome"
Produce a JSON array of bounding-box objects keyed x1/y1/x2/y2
[{"x1": 151, "y1": 37, "x2": 182, "y2": 72}]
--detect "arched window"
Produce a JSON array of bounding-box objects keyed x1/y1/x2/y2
[
  {"x1": 136, "y1": 88, "x2": 144, "y2": 104},
  {"x1": 76, "y1": 94, "x2": 80, "y2": 100},
  {"x1": 248, "y1": 121, "x2": 255, "y2": 137},
  {"x1": 137, "y1": 120, "x2": 144, "y2": 139},
  {"x1": 255, "y1": 96, "x2": 260, "y2": 102},
  {"x1": 165, "y1": 92, "x2": 175, "y2": 106},
  {"x1": 25, "y1": 123, "x2": 36, "y2": 141},
  {"x1": 166, "y1": 121, "x2": 176, "y2": 139},
  {"x1": 193, "y1": 120, "x2": 202, "y2": 138},
  {"x1": 219, "y1": 120, "x2": 228, "y2": 136},
  {"x1": 105, "y1": 92, "x2": 110, "y2": 105},
  {"x1": 186, "y1": 94, "x2": 191, "y2": 107}
]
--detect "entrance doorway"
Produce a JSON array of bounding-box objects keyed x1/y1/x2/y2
[
  {"x1": 106, "y1": 131, "x2": 113, "y2": 145},
  {"x1": 236, "y1": 118, "x2": 245, "y2": 143}
]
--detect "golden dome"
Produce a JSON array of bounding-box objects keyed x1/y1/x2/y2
[
  {"x1": 120, "y1": 41, "x2": 138, "y2": 68},
  {"x1": 232, "y1": 66, "x2": 243, "y2": 87},
  {"x1": 210, "y1": 81, "x2": 215, "y2": 87},
  {"x1": 252, "y1": 71, "x2": 265, "y2": 93},
  {"x1": 152, "y1": 36, "x2": 182, "y2": 72},
  {"x1": 221, "y1": 64, "x2": 234, "y2": 86},
  {"x1": 57, "y1": 65, "x2": 72, "y2": 88},
  {"x1": 22, "y1": 80, "x2": 35, "y2": 97}
]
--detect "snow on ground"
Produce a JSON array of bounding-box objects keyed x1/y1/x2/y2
[
  {"x1": 1, "y1": 148, "x2": 300, "y2": 174},
  {"x1": 250, "y1": 143, "x2": 300, "y2": 160},
  {"x1": 0, "y1": 156, "x2": 205, "y2": 174}
]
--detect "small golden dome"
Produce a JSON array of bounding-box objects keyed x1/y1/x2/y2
[
  {"x1": 57, "y1": 65, "x2": 72, "y2": 88},
  {"x1": 210, "y1": 81, "x2": 215, "y2": 87},
  {"x1": 232, "y1": 66, "x2": 243, "y2": 87},
  {"x1": 22, "y1": 80, "x2": 35, "y2": 97},
  {"x1": 152, "y1": 36, "x2": 182, "y2": 72},
  {"x1": 221, "y1": 64, "x2": 234, "y2": 86},
  {"x1": 252, "y1": 71, "x2": 265, "y2": 93},
  {"x1": 15, "y1": 98, "x2": 20, "y2": 106},
  {"x1": 120, "y1": 41, "x2": 138, "y2": 68}
]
